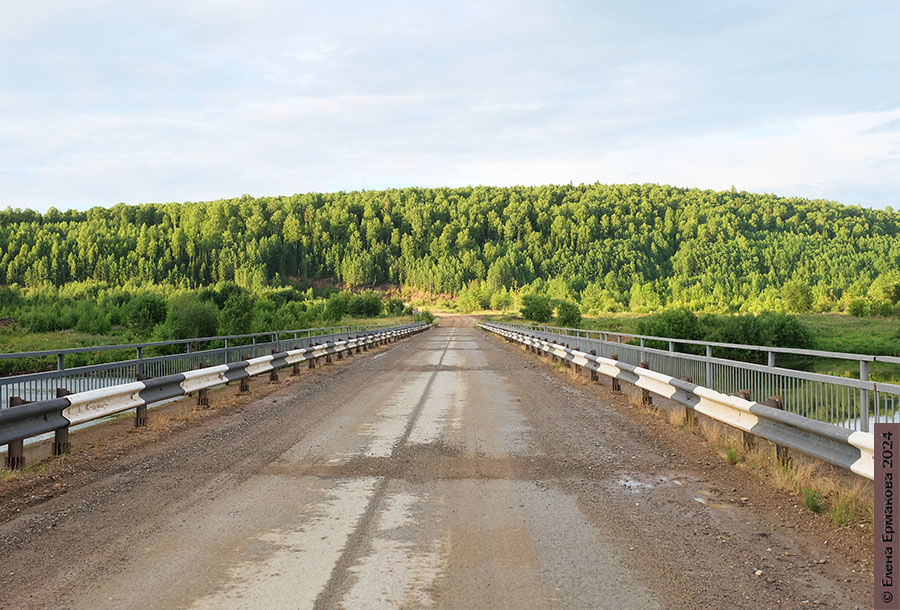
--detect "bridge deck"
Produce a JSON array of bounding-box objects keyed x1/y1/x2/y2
[{"x1": 0, "y1": 319, "x2": 870, "y2": 608}]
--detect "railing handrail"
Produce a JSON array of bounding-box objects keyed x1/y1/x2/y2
[
  {"x1": 499, "y1": 321, "x2": 900, "y2": 363},
  {"x1": 0, "y1": 322, "x2": 406, "y2": 361}
]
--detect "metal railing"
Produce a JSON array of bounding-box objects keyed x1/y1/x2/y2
[
  {"x1": 0, "y1": 324, "x2": 409, "y2": 409},
  {"x1": 482, "y1": 323, "x2": 873, "y2": 479},
  {"x1": 490, "y1": 321, "x2": 900, "y2": 433}
]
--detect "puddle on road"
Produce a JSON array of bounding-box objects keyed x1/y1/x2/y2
[{"x1": 613, "y1": 473, "x2": 688, "y2": 494}]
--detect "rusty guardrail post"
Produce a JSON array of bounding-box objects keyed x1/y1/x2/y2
[
  {"x1": 610, "y1": 355, "x2": 621, "y2": 392},
  {"x1": 54, "y1": 388, "x2": 72, "y2": 455},
  {"x1": 196, "y1": 360, "x2": 210, "y2": 407},
  {"x1": 269, "y1": 351, "x2": 280, "y2": 383},
  {"x1": 639, "y1": 361, "x2": 652, "y2": 407},
  {"x1": 7, "y1": 396, "x2": 28, "y2": 469},
  {"x1": 589, "y1": 350, "x2": 599, "y2": 381},
  {"x1": 135, "y1": 373, "x2": 149, "y2": 426},
  {"x1": 764, "y1": 395, "x2": 790, "y2": 465},
  {"x1": 239, "y1": 353, "x2": 251, "y2": 393},
  {"x1": 730, "y1": 389, "x2": 754, "y2": 448}
]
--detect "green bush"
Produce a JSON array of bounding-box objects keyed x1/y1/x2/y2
[
  {"x1": 782, "y1": 280, "x2": 813, "y2": 313},
  {"x1": 324, "y1": 294, "x2": 347, "y2": 323},
  {"x1": 126, "y1": 293, "x2": 168, "y2": 331},
  {"x1": 638, "y1": 308, "x2": 701, "y2": 344},
  {"x1": 521, "y1": 294, "x2": 553, "y2": 323},
  {"x1": 555, "y1": 301, "x2": 582, "y2": 327},
  {"x1": 218, "y1": 291, "x2": 254, "y2": 336},
  {"x1": 158, "y1": 293, "x2": 219, "y2": 340},
  {"x1": 74, "y1": 301, "x2": 111, "y2": 335},
  {"x1": 848, "y1": 298, "x2": 869, "y2": 317},
  {"x1": 347, "y1": 290, "x2": 383, "y2": 317},
  {"x1": 415, "y1": 310, "x2": 435, "y2": 324},
  {"x1": 385, "y1": 297, "x2": 406, "y2": 316}
]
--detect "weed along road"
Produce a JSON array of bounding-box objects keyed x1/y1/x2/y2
[{"x1": 0, "y1": 317, "x2": 871, "y2": 609}]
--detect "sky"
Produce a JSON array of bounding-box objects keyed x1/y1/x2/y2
[{"x1": 1, "y1": 0, "x2": 898, "y2": 212}]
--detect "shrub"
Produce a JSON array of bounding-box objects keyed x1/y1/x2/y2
[
  {"x1": 324, "y1": 294, "x2": 347, "y2": 323},
  {"x1": 74, "y1": 301, "x2": 111, "y2": 334},
  {"x1": 489, "y1": 289, "x2": 512, "y2": 311},
  {"x1": 848, "y1": 298, "x2": 869, "y2": 317},
  {"x1": 218, "y1": 291, "x2": 254, "y2": 336},
  {"x1": 384, "y1": 297, "x2": 406, "y2": 316},
  {"x1": 521, "y1": 294, "x2": 553, "y2": 322},
  {"x1": 126, "y1": 293, "x2": 168, "y2": 331},
  {"x1": 415, "y1": 310, "x2": 435, "y2": 324},
  {"x1": 158, "y1": 293, "x2": 219, "y2": 340},
  {"x1": 347, "y1": 290, "x2": 383, "y2": 317},
  {"x1": 638, "y1": 308, "x2": 701, "y2": 344},
  {"x1": 782, "y1": 280, "x2": 813, "y2": 313},
  {"x1": 555, "y1": 300, "x2": 582, "y2": 327}
]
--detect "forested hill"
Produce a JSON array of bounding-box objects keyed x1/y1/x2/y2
[{"x1": 2, "y1": 183, "x2": 898, "y2": 312}]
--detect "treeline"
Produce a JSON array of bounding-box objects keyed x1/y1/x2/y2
[
  {"x1": 1, "y1": 183, "x2": 898, "y2": 314},
  {"x1": 0, "y1": 281, "x2": 414, "y2": 341}
]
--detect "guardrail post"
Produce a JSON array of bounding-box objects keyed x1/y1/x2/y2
[
  {"x1": 57, "y1": 353, "x2": 65, "y2": 371},
  {"x1": 764, "y1": 396, "x2": 790, "y2": 465},
  {"x1": 239, "y1": 353, "x2": 251, "y2": 393},
  {"x1": 639, "y1": 338, "x2": 645, "y2": 362},
  {"x1": 292, "y1": 360, "x2": 301, "y2": 376},
  {"x1": 767, "y1": 351, "x2": 775, "y2": 368},
  {"x1": 730, "y1": 389, "x2": 754, "y2": 449},
  {"x1": 135, "y1": 373, "x2": 149, "y2": 426},
  {"x1": 7, "y1": 396, "x2": 27, "y2": 469},
  {"x1": 705, "y1": 345, "x2": 713, "y2": 387},
  {"x1": 336, "y1": 343, "x2": 344, "y2": 360},
  {"x1": 269, "y1": 351, "x2": 280, "y2": 383},
  {"x1": 565, "y1": 344, "x2": 572, "y2": 370},
  {"x1": 355, "y1": 337, "x2": 361, "y2": 353},
  {"x1": 589, "y1": 350, "x2": 598, "y2": 382},
  {"x1": 860, "y1": 361, "x2": 870, "y2": 432},
  {"x1": 639, "y1": 361, "x2": 652, "y2": 407},
  {"x1": 224, "y1": 338, "x2": 230, "y2": 364},
  {"x1": 611, "y1": 355, "x2": 621, "y2": 392},
  {"x1": 681, "y1": 376, "x2": 695, "y2": 427},
  {"x1": 325, "y1": 347, "x2": 333, "y2": 364},
  {"x1": 197, "y1": 361, "x2": 210, "y2": 407},
  {"x1": 53, "y1": 388, "x2": 72, "y2": 455}
]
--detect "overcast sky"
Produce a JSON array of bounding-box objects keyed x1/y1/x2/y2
[{"x1": 1, "y1": 1, "x2": 898, "y2": 211}]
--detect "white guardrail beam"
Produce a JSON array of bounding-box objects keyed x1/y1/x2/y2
[{"x1": 481, "y1": 323, "x2": 874, "y2": 480}]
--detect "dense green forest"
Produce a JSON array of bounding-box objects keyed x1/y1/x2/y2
[{"x1": 1, "y1": 183, "x2": 898, "y2": 316}]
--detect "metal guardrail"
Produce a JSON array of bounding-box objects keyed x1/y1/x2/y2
[
  {"x1": 0, "y1": 324, "x2": 404, "y2": 409},
  {"x1": 1, "y1": 322, "x2": 430, "y2": 469},
  {"x1": 482, "y1": 323, "x2": 874, "y2": 480},
  {"x1": 490, "y1": 321, "x2": 899, "y2": 433}
]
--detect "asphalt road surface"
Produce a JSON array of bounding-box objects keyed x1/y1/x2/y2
[{"x1": 0, "y1": 317, "x2": 870, "y2": 609}]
